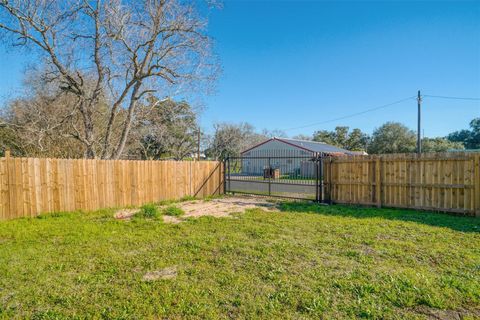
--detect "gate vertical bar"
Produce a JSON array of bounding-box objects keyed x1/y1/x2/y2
[
  {"x1": 328, "y1": 157, "x2": 333, "y2": 204},
  {"x1": 315, "y1": 155, "x2": 319, "y2": 202},
  {"x1": 227, "y1": 157, "x2": 231, "y2": 195},
  {"x1": 223, "y1": 158, "x2": 227, "y2": 195},
  {"x1": 268, "y1": 157, "x2": 271, "y2": 196}
]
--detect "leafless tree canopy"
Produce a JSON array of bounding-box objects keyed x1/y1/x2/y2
[
  {"x1": 0, "y1": 0, "x2": 217, "y2": 158},
  {"x1": 129, "y1": 97, "x2": 200, "y2": 160},
  {"x1": 205, "y1": 122, "x2": 267, "y2": 160}
]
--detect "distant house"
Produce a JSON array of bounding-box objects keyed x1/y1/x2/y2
[{"x1": 240, "y1": 137, "x2": 357, "y2": 176}]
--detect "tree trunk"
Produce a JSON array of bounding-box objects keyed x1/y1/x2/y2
[{"x1": 111, "y1": 83, "x2": 142, "y2": 159}]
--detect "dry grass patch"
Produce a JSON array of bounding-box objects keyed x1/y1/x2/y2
[
  {"x1": 112, "y1": 196, "x2": 279, "y2": 223},
  {"x1": 160, "y1": 196, "x2": 279, "y2": 223},
  {"x1": 143, "y1": 266, "x2": 178, "y2": 281}
]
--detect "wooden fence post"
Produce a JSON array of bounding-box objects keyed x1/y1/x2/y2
[
  {"x1": 322, "y1": 157, "x2": 332, "y2": 204},
  {"x1": 474, "y1": 154, "x2": 480, "y2": 217},
  {"x1": 320, "y1": 157, "x2": 332, "y2": 203},
  {"x1": 375, "y1": 157, "x2": 382, "y2": 208}
]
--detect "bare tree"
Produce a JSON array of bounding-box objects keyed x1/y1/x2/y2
[
  {"x1": 129, "y1": 97, "x2": 199, "y2": 160},
  {"x1": 261, "y1": 128, "x2": 287, "y2": 138},
  {"x1": 0, "y1": 0, "x2": 217, "y2": 158},
  {"x1": 0, "y1": 69, "x2": 128, "y2": 157},
  {"x1": 291, "y1": 134, "x2": 312, "y2": 141},
  {"x1": 205, "y1": 122, "x2": 266, "y2": 160},
  {"x1": 3, "y1": 92, "x2": 85, "y2": 158}
]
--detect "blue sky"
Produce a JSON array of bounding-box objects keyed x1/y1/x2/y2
[
  {"x1": 201, "y1": 0, "x2": 480, "y2": 137},
  {"x1": 1, "y1": 1, "x2": 479, "y2": 138}
]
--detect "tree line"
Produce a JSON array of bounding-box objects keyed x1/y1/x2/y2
[
  {"x1": 0, "y1": 83, "x2": 201, "y2": 160},
  {"x1": 1, "y1": 76, "x2": 477, "y2": 159},
  {"x1": 307, "y1": 120, "x2": 479, "y2": 154},
  {"x1": 0, "y1": 0, "x2": 217, "y2": 159},
  {"x1": 204, "y1": 119, "x2": 479, "y2": 159}
]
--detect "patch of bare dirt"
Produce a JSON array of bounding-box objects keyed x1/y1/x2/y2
[
  {"x1": 114, "y1": 208, "x2": 139, "y2": 220},
  {"x1": 413, "y1": 305, "x2": 480, "y2": 320},
  {"x1": 361, "y1": 245, "x2": 377, "y2": 256},
  {"x1": 143, "y1": 266, "x2": 177, "y2": 281},
  {"x1": 162, "y1": 215, "x2": 182, "y2": 224},
  {"x1": 162, "y1": 196, "x2": 279, "y2": 223}
]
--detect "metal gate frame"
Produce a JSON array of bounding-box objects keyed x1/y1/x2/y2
[{"x1": 224, "y1": 154, "x2": 325, "y2": 202}]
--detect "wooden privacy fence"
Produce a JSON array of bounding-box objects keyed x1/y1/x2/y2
[
  {"x1": 323, "y1": 152, "x2": 480, "y2": 216},
  {"x1": 0, "y1": 154, "x2": 223, "y2": 220}
]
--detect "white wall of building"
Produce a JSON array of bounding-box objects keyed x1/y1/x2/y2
[{"x1": 241, "y1": 140, "x2": 315, "y2": 176}]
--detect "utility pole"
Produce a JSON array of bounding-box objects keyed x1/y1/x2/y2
[
  {"x1": 417, "y1": 90, "x2": 422, "y2": 154},
  {"x1": 197, "y1": 128, "x2": 201, "y2": 161}
]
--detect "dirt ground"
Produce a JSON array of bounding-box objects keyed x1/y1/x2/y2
[
  {"x1": 142, "y1": 266, "x2": 178, "y2": 281},
  {"x1": 114, "y1": 196, "x2": 280, "y2": 223},
  {"x1": 114, "y1": 208, "x2": 139, "y2": 220},
  {"x1": 161, "y1": 196, "x2": 279, "y2": 223}
]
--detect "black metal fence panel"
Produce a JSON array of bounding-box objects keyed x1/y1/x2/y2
[{"x1": 225, "y1": 149, "x2": 324, "y2": 201}]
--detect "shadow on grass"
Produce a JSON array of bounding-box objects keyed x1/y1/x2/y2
[{"x1": 278, "y1": 201, "x2": 480, "y2": 233}]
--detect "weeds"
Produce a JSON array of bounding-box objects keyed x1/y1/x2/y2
[
  {"x1": 163, "y1": 205, "x2": 185, "y2": 217},
  {"x1": 180, "y1": 195, "x2": 197, "y2": 202},
  {"x1": 138, "y1": 203, "x2": 159, "y2": 218},
  {"x1": 203, "y1": 194, "x2": 224, "y2": 202}
]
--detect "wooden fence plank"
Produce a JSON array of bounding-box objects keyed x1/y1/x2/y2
[
  {"x1": 0, "y1": 157, "x2": 223, "y2": 220},
  {"x1": 323, "y1": 152, "x2": 478, "y2": 216},
  {"x1": 1, "y1": 153, "x2": 478, "y2": 219}
]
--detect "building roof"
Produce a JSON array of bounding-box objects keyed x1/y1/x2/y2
[{"x1": 241, "y1": 137, "x2": 355, "y2": 155}]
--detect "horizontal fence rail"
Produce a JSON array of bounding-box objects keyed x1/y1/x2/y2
[
  {"x1": 324, "y1": 152, "x2": 480, "y2": 216},
  {"x1": 0, "y1": 156, "x2": 223, "y2": 220}
]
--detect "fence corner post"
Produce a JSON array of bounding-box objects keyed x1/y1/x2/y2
[
  {"x1": 474, "y1": 154, "x2": 480, "y2": 217},
  {"x1": 375, "y1": 157, "x2": 382, "y2": 208},
  {"x1": 315, "y1": 155, "x2": 322, "y2": 203},
  {"x1": 3, "y1": 149, "x2": 11, "y2": 220}
]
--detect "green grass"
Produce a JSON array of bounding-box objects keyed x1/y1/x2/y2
[
  {"x1": 0, "y1": 202, "x2": 479, "y2": 319},
  {"x1": 179, "y1": 195, "x2": 197, "y2": 202},
  {"x1": 247, "y1": 176, "x2": 315, "y2": 183},
  {"x1": 278, "y1": 175, "x2": 315, "y2": 182},
  {"x1": 163, "y1": 205, "x2": 185, "y2": 217}
]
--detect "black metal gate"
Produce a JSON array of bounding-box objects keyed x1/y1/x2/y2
[{"x1": 224, "y1": 152, "x2": 324, "y2": 201}]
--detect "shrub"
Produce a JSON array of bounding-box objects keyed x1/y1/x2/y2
[
  {"x1": 163, "y1": 205, "x2": 185, "y2": 217},
  {"x1": 138, "y1": 203, "x2": 159, "y2": 218}
]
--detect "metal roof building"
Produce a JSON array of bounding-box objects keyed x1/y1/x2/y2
[
  {"x1": 239, "y1": 137, "x2": 358, "y2": 176},
  {"x1": 241, "y1": 137, "x2": 355, "y2": 156}
]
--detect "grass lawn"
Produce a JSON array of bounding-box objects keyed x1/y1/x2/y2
[{"x1": 0, "y1": 200, "x2": 479, "y2": 319}]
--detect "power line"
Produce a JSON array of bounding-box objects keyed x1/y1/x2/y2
[
  {"x1": 283, "y1": 96, "x2": 416, "y2": 132},
  {"x1": 423, "y1": 94, "x2": 480, "y2": 101}
]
